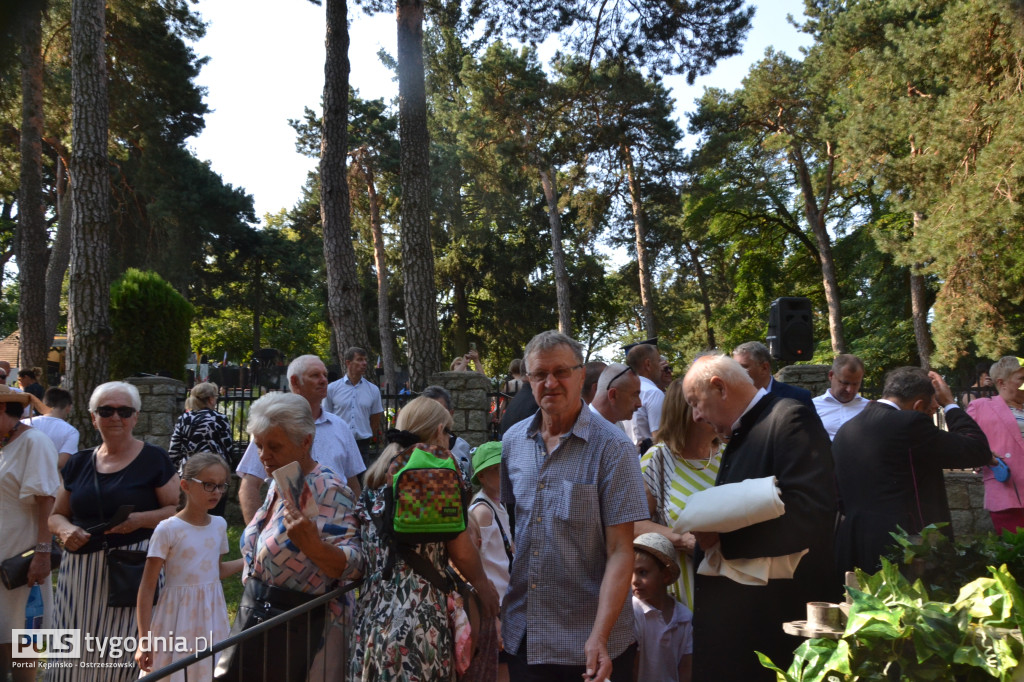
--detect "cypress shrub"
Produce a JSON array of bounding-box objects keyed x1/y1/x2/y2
[{"x1": 110, "y1": 269, "x2": 193, "y2": 380}]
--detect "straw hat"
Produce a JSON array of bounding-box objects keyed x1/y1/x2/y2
[{"x1": 633, "y1": 532, "x2": 681, "y2": 583}]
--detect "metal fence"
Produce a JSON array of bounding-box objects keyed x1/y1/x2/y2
[{"x1": 144, "y1": 579, "x2": 361, "y2": 681}]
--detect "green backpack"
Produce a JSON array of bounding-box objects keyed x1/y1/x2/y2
[{"x1": 390, "y1": 445, "x2": 468, "y2": 543}]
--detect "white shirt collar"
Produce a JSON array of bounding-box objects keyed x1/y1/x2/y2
[{"x1": 732, "y1": 387, "x2": 768, "y2": 432}]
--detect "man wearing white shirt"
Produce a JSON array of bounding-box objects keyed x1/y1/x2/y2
[
  {"x1": 623, "y1": 343, "x2": 665, "y2": 450},
  {"x1": 238, "y1": 354, "x2": 365, "y2": 523},
  {"x1": 323, "y1": 346, "x2": 384, "y2": 465},
  {"x1": 813, "y1": 354, "x2": 868, "y2": 440},
  {"x1": 22, "y1": 387, "x2": 79, "y2": 471}
]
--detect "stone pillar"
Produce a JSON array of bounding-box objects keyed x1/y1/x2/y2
[
  {"x1": 126, "y1": 376, "x2": 186, "y2": 450},
  {"x1": 776, "y1": 364, "x2": 830, "y2": 397},
  {"x1": 428, "y1": 371, "x2": 492, "y2": 448},
  {"x1": 944, "y1": 471, "x2": 992, "y2": 537}
]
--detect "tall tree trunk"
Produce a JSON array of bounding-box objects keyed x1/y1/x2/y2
[
  {"x1": 684, "y1": 242, "x2": 716, "y2": 349},
  {"x1": 17, "y1": 0, "x2": 49, "y2": 378},
  {"x1": 622, "y1": 144, "x2": 656, "y2": 337},
  {"x1": 910, "y1": 212, "x2": 932, "y2": 368},
  {"x1": 397, "y1": 0, "x2": 439, "y2": 389},
  {"x1": 353, "y1": 148, "x2": 398, "y2": 392},
  {"x1": 791, "y1": 147, "x2": 845, "y2": 353},
  {"x1": 538, "y1": 167, "x2": 572, "y2": 334},
  {"x1": 44, "y1": 155, "x2": 72, "y2": 350},
  {"x1": 321, "y1": 0, "x2": 369, "y2": 363},
  {"x1": 67, "y1": 0, "x2": 111, "y2": 444}
]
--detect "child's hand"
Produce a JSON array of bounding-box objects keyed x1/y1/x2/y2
[{"x1": 135, "y1": 648, "x2": 152, "y2": 672}]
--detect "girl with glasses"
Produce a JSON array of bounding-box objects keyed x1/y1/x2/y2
[{"x1": 135, "y1": 453, "x2": 242, "y2": 681}]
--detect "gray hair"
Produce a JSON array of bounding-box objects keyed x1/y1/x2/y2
[
  {"x1": 990, "y1": 356, "x2": 1022, "y2": 383},
  {"x1": 523, "y1": 331, "x2": 584, "y2": 373},
  {"x1": 420, "y1": 385, "x2": 453, "y2": 411},
  {"x1": 882, "y1": 367, "x2": 934, "y2": 403},
  {"x1": 733, "y1": 341, "x2": 771, "y2": 366},
  {"x1": 685, "y1": 353, "x2": 753, "y2": 392},
  {"x1": 89, "y1": 381, "x2": 142, "y2": 412},
  {"x1": 287, "y1": 354, "x2": 324, "y2": 387},
  {"x1": 247, "y1": 392, "x2": 315, "y2": 446},
  {"x1": 597, "y1": 363, "x2": 632, "y2": 394}
]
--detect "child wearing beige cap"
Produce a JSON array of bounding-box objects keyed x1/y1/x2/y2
[{"x1": 632, "y1": 533, "x2": 693, "y2": 682}]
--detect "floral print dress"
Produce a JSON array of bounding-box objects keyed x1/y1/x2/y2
[{"x1": 349, "y1": 485, "x2": 454, "y2": 682}]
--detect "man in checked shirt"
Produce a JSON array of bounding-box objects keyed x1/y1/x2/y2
[{"x1": 501, "y1": 330, "x2": 649, "y2": 682}]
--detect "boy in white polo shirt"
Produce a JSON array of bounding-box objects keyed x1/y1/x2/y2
[{"x1": 632, "y1": 533, "x2": 693, "y2": 682}]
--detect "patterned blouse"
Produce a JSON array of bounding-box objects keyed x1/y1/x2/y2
[
  {"x1": 167, "y1": 408, "x2": 233, "y2": 468},
  {"x1": 240, "y1": 464, "x2": 363, "y2": 617}
]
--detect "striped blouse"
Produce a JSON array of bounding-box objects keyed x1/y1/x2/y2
[{"x1": 640, "y1": 442, "x2": 722, "y2": 610}]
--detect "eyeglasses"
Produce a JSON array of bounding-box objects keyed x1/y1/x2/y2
[
  {"x1": 95, "y1": 405, "x2": 137, "y2": 419},
  {"x1": 190, "y1": 479, "x2": 228, "y2": 493},
  {"x1": 527, "y1": 364, "x2": 583, "y2": 383},
  {"x1": 607, "y1": 366, "x2": 635, "y2": 390}
]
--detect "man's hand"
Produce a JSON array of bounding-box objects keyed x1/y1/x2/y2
[
  {"x1": 929, "y1": 371, "x2": 956, "y2": 407},
  {"x1": 582, "y1": 633, "x2": 612, "y2": 682}
]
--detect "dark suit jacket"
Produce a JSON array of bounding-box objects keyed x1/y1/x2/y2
[
  {"x1": 499, "y1": 387, "x2": 537, "y2": 436},
  {"x1": 769, "y1": 378, "x2": 814, "y2": 409},
  {"x1": 833, "y1": 401, "x2": 990, "y2": 574},
  {"x1": 693, "y1": 394, "x2": 837, "y2": 681}
]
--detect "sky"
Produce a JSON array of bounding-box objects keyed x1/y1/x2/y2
[{"x1": 186, "y1": 1, "x2": 811, "y2": 220}]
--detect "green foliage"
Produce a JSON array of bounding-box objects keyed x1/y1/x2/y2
[
  {"x1": 760, "y1": 558, "x2": 1024, "y2": 681},
  {"x1": 109, "y1": 269, "x2": 193, "y2": 380}
]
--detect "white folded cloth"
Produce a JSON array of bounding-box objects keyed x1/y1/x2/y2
[{"x1": 669, "y1": 475, "x2": 807, "y2": 585}]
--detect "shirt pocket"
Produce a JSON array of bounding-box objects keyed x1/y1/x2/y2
[{"x1": 556, "y1": 481, "x2": 599, "y2": 526}]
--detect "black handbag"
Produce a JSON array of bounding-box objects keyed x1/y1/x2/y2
[
  {"x1": 105, "y1": 548, "x2": 155, "y2": 607},
  {"x1": 213, "y1": 575, "x2": 326, "y2": 681},
  {"x1": 91, "y1": 451, "x2": 157, "y2": 608},
  {"x1": 0, "y1": 541, "x2": 62, "y2": 590}
]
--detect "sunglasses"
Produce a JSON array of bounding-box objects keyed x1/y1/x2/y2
[
  {"x1": 190, "y1": 479, "x2": 228, "y2": 493},
  {"x1": 95, "y1": 405, "x2": 137, "y2": 419},
  {"x1": 607, "y1": 365, "x2": 635, "y2": 390}
]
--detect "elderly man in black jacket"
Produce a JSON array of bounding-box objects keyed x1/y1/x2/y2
[
  {"x1": 833, "y1": 367, "x2": 992, "y2": 574},
  {"x1": 682, "y1": 353, "x2": 836, "y2": 681}
]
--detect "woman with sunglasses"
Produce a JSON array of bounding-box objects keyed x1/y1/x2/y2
[{"x1": 47, "y1": 382, "x2": 179, "y2": 682}]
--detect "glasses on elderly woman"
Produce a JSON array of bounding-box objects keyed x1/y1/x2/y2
[{"x1": 95, "y1": 405, "x2": 136, "y2": 419}]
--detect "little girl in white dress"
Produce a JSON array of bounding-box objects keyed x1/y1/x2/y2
[{"x1": 135, "y1": 453, "x2": 242, "y2": 681}]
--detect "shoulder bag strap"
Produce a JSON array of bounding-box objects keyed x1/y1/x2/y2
[
  {"x1": 91, "y1": 449, "x2": 109, "y2": 552},
  {"x1": 473, "y1": 496, "x2": 514, "y2": 567}
]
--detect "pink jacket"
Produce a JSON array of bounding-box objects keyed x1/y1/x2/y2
[{"x1": 967, "y1": 396, "x2": 1024, "y2": 512}]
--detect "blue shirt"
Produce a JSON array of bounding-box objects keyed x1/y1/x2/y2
[
  {"x1": 500, "y1": 402, "x2": 649, "y2": 665},
  {"x1": 323, "y1": 375, "x2": 383, "y2": 440}
]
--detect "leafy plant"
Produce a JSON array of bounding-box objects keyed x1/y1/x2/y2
[
  {"x1": 759, "y1": 559, "x2": 1024, "y2": 681},
  {"x1": 109, "y1": 269, "x2": 193, "y2": 381}
]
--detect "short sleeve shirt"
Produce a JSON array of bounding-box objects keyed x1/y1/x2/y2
[
  {"x1": 624, "y1": 376, "x2": 664, "y2": 445},
  {"x1": 323, "y1": 376, "x2": 384, "y2": 440},
  {"x1": 500, "y1": 402, "x2": 649, "y2": 665},
  {"x1": 236, "y1": 410, "x2": 365, "y2": 481},
  {"x1": 21, "y1": 415, "x2": 79, "y2": 455}
]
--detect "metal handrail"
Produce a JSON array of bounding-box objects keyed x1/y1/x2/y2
[{"x1": 143, "y1": 578, "x2": 363, "y2": 681}]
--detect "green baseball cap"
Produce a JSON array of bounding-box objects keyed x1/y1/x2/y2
[{"x1": 471, "y1": 441, "x2": 502, "y2": 486}]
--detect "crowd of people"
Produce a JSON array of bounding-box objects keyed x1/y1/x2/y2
[{"x1": 0, "y1": 342, "x2": 1019, "y2": 682}]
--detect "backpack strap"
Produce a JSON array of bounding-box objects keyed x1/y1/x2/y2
[
  {"x1": 471, "y1": 496, "x2": 514, "y2": 568},
  {"x1": 365, "y1": 486, "x2": 453, "y2": 593}
]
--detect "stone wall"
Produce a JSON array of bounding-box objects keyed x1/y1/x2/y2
[
  {"x1": 126, "y1": 376, "x2": 186, "y2": 450},
  {"x1": 428, "y1": 371, "x2": 492, "y2": 448},
  {"x1": 775, "y1": 363, "x2": 830, "y2": 397}
]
